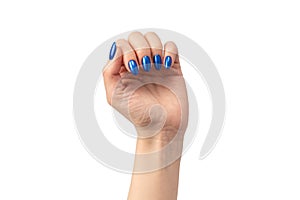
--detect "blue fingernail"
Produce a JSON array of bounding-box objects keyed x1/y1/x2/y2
[
  {"x1": 153, "y1": 54, "x2": 162, "y2": 70},
  {"x1": 142, "y1": 56, "x2": 151, "y2": 72},
  {"x1": 109, "y1": 42, "x2": 116, "y2": 60},
  {"x1": 165, "y1": 56, "x2": 172, "y2": 69},
  {"x1": 128, "y1": 60, "x2": 138, "y2": 75}
]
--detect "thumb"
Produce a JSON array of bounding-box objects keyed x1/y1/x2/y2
[
  {"x1": 103, "y1": 43, "x2": 123, "y2": 104},
  {"x1": 103, "y1": 42, "x2": 123, "y2": 75}
]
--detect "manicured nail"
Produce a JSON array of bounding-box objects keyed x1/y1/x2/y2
[
  {"x1": 128, "y1": 60, "x2": 138, "y2": 75},
  {"x1": 165, "y1": 56, "x2": 172, "y2": 69},
  {"x1": 142, "y1": 56, "x2": 151, "y2": 72},
  {"x1": 109, "y1": 42, "x2": 116, "y2": 60},
  {"x1": 153, "y1": 54, "x2": 162, "y2": 70}
]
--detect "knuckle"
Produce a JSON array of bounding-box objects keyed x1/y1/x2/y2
[
  {"x1": 116, "y1": 38, "x2": 127, "y2": 45},
  {"x1": 165, "y1": 41, "x2": 177, "y2": 48},
  {"x1": 128, "y1": 31, "x2": 143, "y2": 40},
  {"x1": 165, "y1": 41, "x2": 178, "y2": 53},
  {"x1": 144, "y1": 31, "x2": 157, "y2": 37}
]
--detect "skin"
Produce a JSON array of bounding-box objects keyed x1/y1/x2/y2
[{"x1": 103, "y1": 32, "x2": 188, "y2": 200}]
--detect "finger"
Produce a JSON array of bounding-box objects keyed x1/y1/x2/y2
[
  {"x1": 144, "y1": 32, "x2": 163, "y2": 70},
  {"x1": 116, "y1": 39, "x2": 139, "y2": 75},
  {"x1": 103, "y1": 42, "x2": 122, "y2": 75},
  {"x1": 103, "y1": 43, "x2": 123, "y2": 104},
  {"x1": 128, "y1": 32, "x2": 151, "y2": 72},
  {"x1": 163, "y1": 41, "x2": 180, "y2": 70}
]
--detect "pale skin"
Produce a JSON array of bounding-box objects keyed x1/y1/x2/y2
[{"x1": 103, "y1": 32, "x2": 188, "y2": 200}]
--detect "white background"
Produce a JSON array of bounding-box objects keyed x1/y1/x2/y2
[{"x1": 1, "y1": 0, "x2": 299, "y2": 199}]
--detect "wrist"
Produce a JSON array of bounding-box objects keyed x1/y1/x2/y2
[{"x1": 136, "y1": 126, "x2": 184, "y2": 151}]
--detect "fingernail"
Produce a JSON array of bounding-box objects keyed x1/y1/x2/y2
[
  {"x1": 109, "y1": 42, "x2": 116, "y2": 60},
  {"x1": 153, "y1": 54, "x2": 162, "y2": 70},
  {"x1": 165, "y1": 56, "x2": 172, "y2": 69},
  {"x1": 142, "y1": 56, "x2": 151, "y2": 72},
  {"x1": 128, "y1": 60, "x2": 138, "y2": 75}
]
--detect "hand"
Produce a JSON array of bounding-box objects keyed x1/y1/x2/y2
[
  {"x1": 103, "y1": 32, "x2": 188, "y2": 142},
  {"x1": 103, "y1": 32, "x2": 188, "y2": 200}
]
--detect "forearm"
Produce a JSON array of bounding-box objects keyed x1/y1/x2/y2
[{"x1": 128, "y1": 129, "x2": 184, "y2": 200}]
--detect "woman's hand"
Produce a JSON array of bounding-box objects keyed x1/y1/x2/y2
[
  {"x1": 103, "y1": 31, "x2": 188, "y2": 200},
  {"x1": 103, "y1": 32, "x2": 188, "y2": 142}
]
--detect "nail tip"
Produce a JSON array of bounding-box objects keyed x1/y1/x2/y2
[
  {"x1": 153, "y1": 55, "x2": 162, "y2": 70},
  {"x1": 165, "y1": 56, "x2": 172, "y2": 69},
  {"x1": 109, "y1": 42, "x2": 116, "y2": 60},
  {"x1": 142, "y1": 56, "x2": 151, "y2": 72},
  {"x1": 154, "y1": 63, "x2": 161, "y2": 70},
  {"x1": 129, "y1": 60, "x2": 139, "y2": 75}
]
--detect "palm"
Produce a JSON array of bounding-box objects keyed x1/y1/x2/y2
[{"x1": 111, "y1": 66, "x2": 188, "y2": 136}]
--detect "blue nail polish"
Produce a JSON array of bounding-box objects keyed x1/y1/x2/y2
[
  {"x1": 153, "y1": 54, "x2": 162, "y2": 70},
  {"x1": 109, "y1": 42, "x2": 116, "y2": 60},
  {"x1": 142, "y1": 56, "x2": 151, "y2": 72},
  {"x1": 165, "y1": 56, "x2": 172, "y2": 69},
  {"x1": 128, "y1": 60, "x2": 138, "y2": 75}
]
